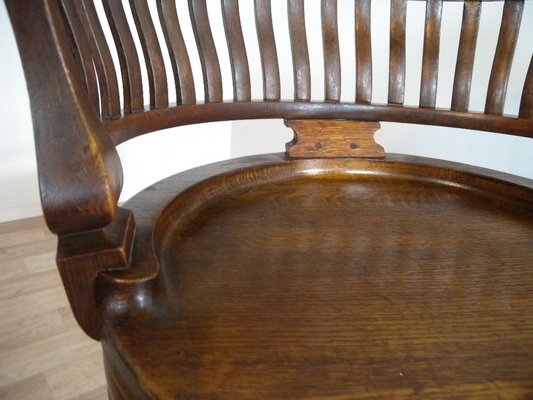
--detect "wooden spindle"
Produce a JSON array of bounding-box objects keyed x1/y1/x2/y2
[
  {"x1": 388, "y1": 0, "x2": 406, "y2": 105},
  {"x1": 519, "y1": 56, "x2": 532, "y2": 119},
  {"x1": 485, "y1": 0, "x2": 524, "y2": 115},
  {"x1": 355, "y1": 0, "x2": 372, "y2": 103},
  {"x1": 61, "y1": 0, "x2": 99, "y2": 112},
  {"x1": 222, "y1": 0, "x2": 251, "y2": 102},
  {"x1": 157, "y1": 0, "x2": 196, "y2": 105},
  {"x1": 255, "y1": 0, "x2": 280, "y2": 101},
  {"x1": 79, "y1": 0, "x2": 121, "y2": 118},
  {"x1": 451, "y1": 1, "x2": 481, "y2": 112},
  {"x1": 322, "y1": 0, "x2": 341, "y2": 102},
  {"x1": 189, "y1": 0, "x2": 223, "y2": 103},
  {"x1": 420, "y1": 0, "x2": 442, "y2": 109},
  {"x1": 130, "y1": 0, "x2": 168, "y2": 108},
  {"x1": 102, "y1": 0, "x2": 144, "y2": 113},
  {"x1": 288, "y1": 0, "x2": 311, "y2": 101}
]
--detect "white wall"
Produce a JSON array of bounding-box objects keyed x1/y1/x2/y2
[
  {"x1": 1, "y1": 1, "x2": 532, "y2": 224},
  {"x1": 0, "y1": 1, "x2": 41, "y2": 222}
]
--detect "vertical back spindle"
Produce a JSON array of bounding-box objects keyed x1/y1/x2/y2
[
  {"x1": 322, "y1": 0, "x2": 341, "y2": 102},
  {"x1": 485, "y1": 0, "x2": 524, "y2": 115},
  {"x1": 451, "y1": 1, "x2": 481, "y2": 112},
  {"x1": 388, "y1": 0, "x2": 406, "y2": 105},
  {"x1": 222, "y1": 0, "x2": 251, "y2": 102},
  {"x1": 420, "y1": 0, "x2": 442, "y2": 109},
  {"x1": 355, "y1": 0, "x2": 372, "y2": 103},
  {"x1": 519, "y1": 56, "x2": 533, "y2": 119},
  {"x1": 129, "y1": 0, "x2": 168, "y2": 108},
  {"x1": 61, "y1": 0, "x2": 99, "y2": 112},
  {"x1": 255, "y1": 0, "x2": 280, "y2": 101},
  {"x1": 102, "y1": 0, "x2": 144, "y2": 113},
  {"x1": 79, "y1": 0, "x2": 121, "y2": 118},
  {"x1": 157, "y1": 0, "x2": 196, "y2": 105},
  {"x1": 189, "y1": 0, "x2": 223, "y2": 102},
  {"x1": 288, "y1": 0, "x2": 311, "y2": 101}
]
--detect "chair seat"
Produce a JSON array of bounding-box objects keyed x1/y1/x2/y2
[{"x1": 101, "y1": 154, "x2": 533, "y2": 399}]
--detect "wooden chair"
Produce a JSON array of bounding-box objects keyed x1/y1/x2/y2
[{"x1": 7, "y1": 0, "x2": 533, "y2": 398}]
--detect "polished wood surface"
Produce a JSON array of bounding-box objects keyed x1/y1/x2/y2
[
  {"x1": 451, "y1": 1, "x2": 480, "y2": 112},
  {"x1": 5, "y1": 0, "x2": 533, "y2": 398},
  {"x1": 420, "y1": 0, "x2": 442, "y2": 109},
  {"x1": 322, "y1": 0, "x2": 341, "y2": 102},
  {"x1": 7, "y1": 0, "x2": 123, "y2": 235},
  {"x1": 485, "y1": 0, "x2": 524, "y2": 115},
  {"x1": 389, "y1": 0, "x2": 407, "y2": 105},
  {"x1": 100, "y1": 154, "x2": 533, "y2": 399},
  {"x1": 189, "y1": 0, "x2": 223, "y2": 103},
  {"x1": 102, "y1": 0, "x2": 144, "y2": 114},
  {"x1": 79, "y1": 0, "x2": 120, "y2": 118},
  {"x1": 10, "y1": 0, "x2": 532, "y2": 139},
  {"x1": 285, "y1": 119, "x2": 384, "y2": 158},
  {"x1": 61, "y1": 0, "x2": 99, "y2": 113},
  {"x1": 157, "y1": 0, "x2": 196, "y2": 105},
  {"x1": 255, "y1": 0, "x2": 281, "y2": 101},
  {"x1": 130, "y1": 0, "x2": 168, "y2": 109},
  {"x1": 288, "y1": 0, "x2": 311, "y2": 102},
  {"x1": 355, "y1": 0, "x2": 372, "y2": 103},
  {"x1": 222, "y1": 0, "x2": 251, "y2": 102}
]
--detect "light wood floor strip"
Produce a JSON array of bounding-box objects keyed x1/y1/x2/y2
[{"x1": 0, "y1": 216, "x2": 106, "y2": 399}]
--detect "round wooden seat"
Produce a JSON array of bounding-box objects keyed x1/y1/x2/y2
[
  {"x1": 7, "y1": 1, "x2": 533, "y2": 397},
  {"x1": 101, "y1": 154, "x2": 533, "y2": 399}
]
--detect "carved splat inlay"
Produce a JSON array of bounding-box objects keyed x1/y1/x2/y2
[{"x1": 285, "y1": 119, "x2": 384, "y2": 158}]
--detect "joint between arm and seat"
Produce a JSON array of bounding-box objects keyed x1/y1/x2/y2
[{"x1": 56, "y1": 207, "x2": 136, "y2": 340}]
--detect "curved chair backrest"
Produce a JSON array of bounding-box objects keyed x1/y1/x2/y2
[{"x1": 6, "y1": 0, "x2": 533, "y2": 236}]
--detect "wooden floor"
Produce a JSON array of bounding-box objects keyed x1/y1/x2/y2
[{"x1": 0, "y1": 216, "x2": 107, "y2": 400}]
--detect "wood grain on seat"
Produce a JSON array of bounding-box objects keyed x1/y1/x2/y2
[{"x1": 5, "y1": 0, "x2": 533, "y2": 398}]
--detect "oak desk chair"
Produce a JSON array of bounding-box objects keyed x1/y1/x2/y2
[{"x1": 7, "y1": 0, "x2": 533, "y2": 398}]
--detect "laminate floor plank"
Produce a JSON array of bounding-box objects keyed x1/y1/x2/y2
[
  {"x1": 0, "y1": 216, "x2": 104, "y2": 399},
  {"x1": 0, "y1": 373, "x2": 54, "y2": 400},
  {"x1": 45, "y1": 349, "x2": 106, "y2": 400},
  {"x1": 0, "y1": 268, "x2": 61, "y2": 301}
]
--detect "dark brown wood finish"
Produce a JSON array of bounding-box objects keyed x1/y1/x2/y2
[
  {"x1": 57, "y1": 207, "x2": 136, "y2": 339},
  {"x1": 157, "y1": 0, "x2": 196, "y2": 105},
  {"x1": 321, "y1": 0, "x2": 341, "y2": 102},
  {"x1": 288, "y1": 0, "x2": 311, "y2": 101},
  {"x1": 255, "y1": 0, "x2": 280, "y2": 101},
  {"x1": 100, "y1": 154, "x2": 533, "y2": 399},
  {"x1": 105, "y1": 101, "x2": 533, "y2": 144},
  {"x1": 222, "y1": 0, "x2": 251, "y2": 102},
  {"x1": 6, "y1": 0, "x2": 123, "y2": 234},
  {"x1": 389, "y1": 0, "x2": 407, "y2": 105},
  {"x1": 451, "y1": 0, "x2": 481, "y2": 112},
  {"x1": 189, "y1": 0, "x2": 223, "y2": 102},
  {"x1": 102, "y1": 0, "x2": 144, "y2": 113},
  {"x1": 219, "y1": 0, "x2": 250, "y2": 102},
  {"x1": 520, "y1": 55, "x2": 533, "y2": 119},
  {"x1": 61, "y1": 0, "x2": 100, "y2": 112},
  {"x1": 129, "y1": 0, "x2": 168, "y2": 108},
  {"x1": 355, "y1": 0, "x2": 372, "y2": 103},
  {"x1": 420, "y1": 0, "x2": 442, "y2": 109},
  {"x1": 286, "y1": 119, "x2": 384, "y2": 158},
  {"x1": 5, "y1": 0, "x2": 533, "y2": 398},
  {"x1": 485, "y1": 0, "x2": 524, "y2": 115},
  {"x1": 79, "y1": 0, "x2": 121, "y2": 118}
]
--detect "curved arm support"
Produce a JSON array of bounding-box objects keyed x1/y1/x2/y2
[{"x1": 6, "y1": 0, "x2": 122, "y2": 235}]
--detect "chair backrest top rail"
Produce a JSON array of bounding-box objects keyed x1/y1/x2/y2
[{"x1": 105, "y1": 101, "x2": 533, "y2": 145}]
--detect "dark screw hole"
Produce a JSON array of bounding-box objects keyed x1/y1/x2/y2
[
  {"x1": 315, "y1": 142, "x2": 322, "y2": 150},
  {"x1": 350, "y1": 143, "x2": 359, "y2": 149}
]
